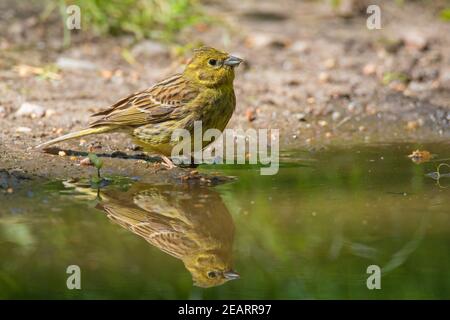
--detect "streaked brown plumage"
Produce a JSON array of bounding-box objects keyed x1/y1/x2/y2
[
  {"x1": 36, "y1": 47, "x2": 243, "y2": 165},
  {"x1": 65, "y1": 181, "x2": 238, "y2": 288}
]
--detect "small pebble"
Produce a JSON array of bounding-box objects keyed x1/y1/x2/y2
[
  {"x1": 16, "y1": 126, "x2": 32, "y2": 133},
  {"x1": 80, "y1": 157, "x2": 92, "y2": 166},
  {"x1": 45, "y1": 109, "x2": 56, "y2": 117},
  {"x1": 365, "y1": 105, "x2": 377, "y2": 115},
  {"x1": 245, "y1": 108, "x2": 257, "y2": 122},
  {"x1": 58, "y1": 151, "x2": 66, "y2": 157},
  {"x1": 129, "y1": 144, "x2": 143, "y2": 151},
  {"x1": 347, "y1": 102, "x2": 357, "y2": 112},
  {"x1": 362, "y1": 63, "x2": 376, "y2": 75},
  {"x1": 111, "y1": 150, "x2": 127, "y2": 158},
  {"x1": 406, "y1": 121, "x2": 418, "y2": 131},
  {"x1": 331, "y1": 111, "x2": 341, "y2": 121},
  {"x1": 56, "y1": 57, "x2": 98, "y2": 71},
  {"x1": 324, "y1": 58, "x2": 336, "y2": 69},
  {"x1": 15, "y1": 102, "x2": 45, "y2": 118},
  {"x1": 318, "y1": 120, "x2": 328, "y2": 127},
  {"x1": 318, "y1": 72, "x2": 330, "y2": 83}
]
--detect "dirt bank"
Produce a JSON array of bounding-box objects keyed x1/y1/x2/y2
[{"x1": 0, "y1": 0, "x2": 449, "y2": 182}]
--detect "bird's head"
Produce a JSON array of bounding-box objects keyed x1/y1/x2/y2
[
  {"x1": 184, "y1": 46, "x2": 243, "y2": 88},
  {"x1": 184, "y1": 252, "x2": 239, "y2": 288}
]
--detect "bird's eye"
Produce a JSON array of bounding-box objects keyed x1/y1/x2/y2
[
  {"x1": 207, "y1": 271, "x2": 217, "y2": 278},
  {"x1": 208, "y1": 59, "x2": 218, "y2": 66}
]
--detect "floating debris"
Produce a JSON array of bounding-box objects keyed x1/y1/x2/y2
[{"x1": 408, "y1": 149, "x2": 432, "y2": 164}]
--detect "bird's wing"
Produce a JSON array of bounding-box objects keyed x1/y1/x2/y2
[
  {"x1": 100, "y1": 200, "x2": 199, "y2": 259},
  {"x1": 89, "y1": 74, "x2": 199, "y2": 127}
]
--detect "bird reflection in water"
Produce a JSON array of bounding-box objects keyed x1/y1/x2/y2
[{"x1": 91, "y1": 182, "x2": 238, "y2": 288}]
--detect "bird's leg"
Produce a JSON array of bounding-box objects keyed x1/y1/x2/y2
[
  {"x1": 161, "y1": 155, "x2": 176, "y2": 169},
  {"x1": 189, "y1": 156, "x2": 199, "y2": 168}
]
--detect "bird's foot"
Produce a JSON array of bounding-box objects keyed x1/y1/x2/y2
[{"x1": 161, "y1": 155, "x2": 176, "y2": 170}]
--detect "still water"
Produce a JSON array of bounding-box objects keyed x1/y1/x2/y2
[{"x1": 0, "y1": 143, "x2": 449, "y2": 299}]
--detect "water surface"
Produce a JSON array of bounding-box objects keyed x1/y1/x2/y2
[{"x1": 0, "y1": 143, "x2": 449, "y2": 299}]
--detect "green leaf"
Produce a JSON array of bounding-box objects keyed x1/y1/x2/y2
[
  {"x1": 440, "y1": 8, "x2": 450, "y2": 22},
  {"x1": 382, "y1": 72, "x2": 408, "y2": 85},
  {"x1": 88, "y1": 153, "x2": 103, "y2": 169}
]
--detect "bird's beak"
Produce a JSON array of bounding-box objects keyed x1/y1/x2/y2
[
  {"x1": 223, "y1": 270, "x2": 240, "y2": 280},
  {"x1": 224, "y1": 55, "x2": 243, "y2": 67}
]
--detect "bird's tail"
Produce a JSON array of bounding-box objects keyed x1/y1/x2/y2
[{"x1": 35, "y1": 126, "x2": 113, "y2": 149}]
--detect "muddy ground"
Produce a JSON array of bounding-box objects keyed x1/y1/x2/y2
[{"x1": 0, "y1": 0, "x2": 449, "y2": 186}]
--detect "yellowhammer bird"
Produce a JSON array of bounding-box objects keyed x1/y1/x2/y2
[
  {"x1": 74, "y1": 182, "x2": 238, "y2": 288},
  {"x1": 36, "y1": 47, "x2": 243, "y2": 167}
]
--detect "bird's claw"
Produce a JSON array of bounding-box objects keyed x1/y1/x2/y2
[{"x1": 161, "y1": 156, "x2": 176, "y2": 170}]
